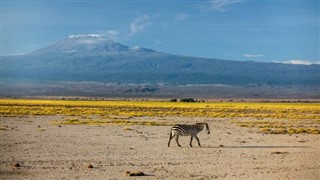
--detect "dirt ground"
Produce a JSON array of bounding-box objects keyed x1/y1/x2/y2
[{"x1": 1, "y1": 115, "x2": 319, "y2": 179}]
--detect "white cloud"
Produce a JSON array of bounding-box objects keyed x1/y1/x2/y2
[
  {"x1": 105, "y1": 30, "x2": 119, "y2": 40},
  {"x1": 207, "y1": 0, "x2": 242, "y2": 12},
  {"x1": 130, "y1": 14, "x2": 151, "y2": 36},
  {"x1": 279, "y1": 60, "x2": 320, "y2": 65},
  {"x1": 243, "y1": 54, "x2": 265, "y2": 58},
  {"x1": 175, "y1": 13, "x2": 188, "y2": 21}
]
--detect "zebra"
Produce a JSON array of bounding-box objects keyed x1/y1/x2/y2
[{"x1": 168, "y1": 123, "x2": 210, "y2": 147}]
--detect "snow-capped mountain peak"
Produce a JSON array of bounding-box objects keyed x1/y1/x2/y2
[
  {"x1": 130, "y1": 46, "x2": 141, "y2": 51},
  {"x1": 66, "y1": 34, "x2": 108, "y2": 45},
  {"x1": 68, "y1": 34, "x2": 103, "y2": 39},
  {"x1": 30, "y1": 34, "x2": 157, "y2": 56}
]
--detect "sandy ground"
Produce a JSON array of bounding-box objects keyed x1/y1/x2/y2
[{"x1": 0, "y1": 115, "x2": 319, "y2": 180}]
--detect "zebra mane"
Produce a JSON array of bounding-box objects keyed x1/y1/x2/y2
[{"x1": 195, "y1": 122, "x2": 206, "y2": 128}]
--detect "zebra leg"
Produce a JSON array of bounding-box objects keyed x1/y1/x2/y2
[
  {"x1": 190, "y1": 136, "x2": 193, "y2": 147},
  {"x1": 175, "y1": 134, "x2": 181, "y2": 147},
  {"x1": 168, "y1": 132, "x2": 175, "y2": 147},
  {"x1": 195, "y1": 136, "x2": 201, "y2": 147}
]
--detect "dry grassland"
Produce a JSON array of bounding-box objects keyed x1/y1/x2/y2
[{"x1": 0, "y1": 99, "x2": 319, "y2": 179}]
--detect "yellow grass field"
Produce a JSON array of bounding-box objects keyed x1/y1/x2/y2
[{"x1": 1, "y1": 99, "x2": 319, "y2": 134}]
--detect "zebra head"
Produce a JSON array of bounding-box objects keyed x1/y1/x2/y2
[{"x1": 196, "y1": 123, "x2": 210, "y2": 134}]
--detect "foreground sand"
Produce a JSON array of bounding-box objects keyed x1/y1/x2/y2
[{"x1": 1, "y1": 116, "x2": 319, "y2": 179}]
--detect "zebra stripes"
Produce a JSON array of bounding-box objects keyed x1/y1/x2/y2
[{"x1": 168, "y1": 123, "x2": 210, "y2": 147}]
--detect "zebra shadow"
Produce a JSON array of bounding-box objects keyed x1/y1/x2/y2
[{"x1": 203, "y1": 145, "x2": 309, "y2": 149}]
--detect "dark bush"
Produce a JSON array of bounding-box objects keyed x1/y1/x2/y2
[{"x1": 180, "y1": 98, "x2": 195, "y2": 102}]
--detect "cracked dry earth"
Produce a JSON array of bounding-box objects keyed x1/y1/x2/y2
[{"x1": 1, "y1": 116, "x2": 319, "y2": 179}]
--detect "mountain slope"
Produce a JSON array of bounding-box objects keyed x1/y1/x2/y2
[{"x1": 2, "y1": 35, "x2": 319, "y2": 86}]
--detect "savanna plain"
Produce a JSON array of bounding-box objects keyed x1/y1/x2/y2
[{"x1": 0, "y1": 99, "x2": 319, "y2": 179}]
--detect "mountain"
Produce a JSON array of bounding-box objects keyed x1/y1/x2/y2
[
  {"x1": 1, "y1": 34, "x2": 319, "y2": 88},
  {"x1": 30, "y1": 34, "x2": 157, "y2": 56}
]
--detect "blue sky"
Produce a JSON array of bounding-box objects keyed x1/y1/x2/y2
[{"x1": 1, "y1": 0, "x2": 319, "y2": 64}]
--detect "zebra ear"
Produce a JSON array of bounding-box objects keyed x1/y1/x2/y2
[{"x1": 204, "y1": 123, "x2": 209, "y2": 129}]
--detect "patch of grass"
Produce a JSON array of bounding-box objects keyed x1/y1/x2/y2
[
  {"x1": 308, "y1": 128, "x2": 320, "y2": 134},
  {"x1": 235, "y1": 120, "x2": 320, "y2": 134},
  {"x1": 287, "y1": 128, "x2": 296, "y2": 134},
  {"x1": 123, "y1": 127, "x2": 134, "y2": 131},
  {"x1": 260, "y1": 127, "x2": 271, "y2": 133},
  {"x1": 272, "y1": 128, "x2": 287, "y2": 134}
]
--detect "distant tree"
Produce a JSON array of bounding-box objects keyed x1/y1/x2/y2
[
  {"x1": 170, "y1": 99, "x2": 178, "y2": 102},
  {"x1": 180, "y1": 98, "x2": 195, "y2": 102}
]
